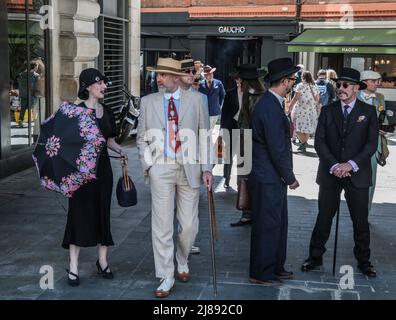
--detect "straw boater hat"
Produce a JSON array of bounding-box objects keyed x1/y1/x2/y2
[{"x1": 146, "y1": 57, "x2": 185, "y2": 76}]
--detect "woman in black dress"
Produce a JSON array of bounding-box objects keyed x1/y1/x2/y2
[{"x1": 63, "y1": 68, "x2": 127, "y2": 286}]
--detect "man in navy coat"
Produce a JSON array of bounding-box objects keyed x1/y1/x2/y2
[
  {"x1": 249, "y1": 58, "x2": 300, "y2": 285},
  {"x1": 199, "y1": 65, "x2": 226, "y2": 129}
]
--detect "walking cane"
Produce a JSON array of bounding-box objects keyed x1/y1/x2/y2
[
  {"x1": 332, "y1": 203, "x2": 341, "y2": 277},
  {"x1": 207, "y1": 187, "x2": 218, "y2": 297}
]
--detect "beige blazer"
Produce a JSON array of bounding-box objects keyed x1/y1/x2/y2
[{"x1": 136, "y1": 89, "x2": 212, "y2": 188}]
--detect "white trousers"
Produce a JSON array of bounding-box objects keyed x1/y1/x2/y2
[
  {"x1": 210, "y1": 115, "x2": 219, "y2": 130},
  {"x1": 149, "y1": 163, "x2": 200, "y2": 279}
]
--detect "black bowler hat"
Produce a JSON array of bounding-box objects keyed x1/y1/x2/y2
[
  {"x1": 229, "y1": 64, "x2": 266, "y2": 80},
  {"x1": 264, "y1": 58, "x2": 300, "y2": 83},
  {"x1": 78, "y1": 68, "x2": 109, "y2": 100},
  {"x1": 331, "y1": 67, "x2": 367, "y2": 90}
]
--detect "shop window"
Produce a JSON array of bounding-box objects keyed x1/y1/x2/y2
[
  {"x1": 7, "y1": 0, "x2": 49, "y2": 151},
  {"x1": 373, "y1": 55, "x2": 396, "y2": 88}
]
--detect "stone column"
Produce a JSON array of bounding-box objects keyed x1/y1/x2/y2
[
  {"x1": 56, "y1": 0, "x2": 100, "y2": 105},
  {"x1": 129, "y1": 0, "x2": 140, "y2": 97}
]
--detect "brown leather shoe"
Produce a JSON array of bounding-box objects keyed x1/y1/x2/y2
[
  {"x1": 177, "y1": 272, "x2": 190, "y2": 282},
  {"x1": 154, "y1": 278, "x2": 175, "y2": 298},
  {"x1": 249, "y1": 277, "x2": 282, "y2": 286}
]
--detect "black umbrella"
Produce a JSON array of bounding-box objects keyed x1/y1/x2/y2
[{"x1": 32, "y1": 102, "x2": 106, "y2": 197}]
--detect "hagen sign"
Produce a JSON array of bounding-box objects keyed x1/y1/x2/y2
[
  {"x1": 218, "y1": 26, "x2": 246, "y2": 34},
  {"x1": 341, "y1": 47, "x2": 359, "y2": 53}
]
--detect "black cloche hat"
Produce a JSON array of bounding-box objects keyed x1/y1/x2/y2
[
  {"x1": 78, "y1": 68, "x2": 109, "y2": 100},
  {"x1": 264, "y1": 58, "x2": 300, "y2": 83}
]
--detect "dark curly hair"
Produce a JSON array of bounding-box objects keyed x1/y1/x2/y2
[{"x1": 78, "y1": 89, "x2": 89, "y2": 100}]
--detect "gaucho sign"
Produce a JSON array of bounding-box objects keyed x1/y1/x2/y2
[{"x1": 218, "y1": 26, "x2": 246, "y2": 34}]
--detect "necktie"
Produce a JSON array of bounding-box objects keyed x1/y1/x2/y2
[
  {"x1": 168, "y1": 96, "x2": 180, "y2": 153},
  {"x1": 343, "y1": 105, "x2": 350, "y2": 119},
  {"x1": 208, "y1": 80, "x2": 212, "y2": 89}
]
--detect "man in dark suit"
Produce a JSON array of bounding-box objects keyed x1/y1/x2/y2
[
  {"x1": 221, "y1": 75, "x2": 242, "y2": 188},
  {"x1": 301, "y1": 68, "x2": 379, "y2": 277},
  {"x1": 249, "y1": 58, "x2": 300, "y2": 285},
  {"x1": 199, "y1": 65, "x2": 226, "y2": 129}
]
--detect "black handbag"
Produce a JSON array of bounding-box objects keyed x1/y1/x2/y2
[{"x1": 116, "y1": 165, "x2": 137, "y2": 207}]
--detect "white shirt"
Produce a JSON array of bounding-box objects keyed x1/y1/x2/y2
[
  {"x1": 234, "y1": 88, "x2": 243, "y2": 121},
  {"x1": 340, "y1": 98, "x2": 357, "y2": 115},
  {"x1": 164, "y1": 87, "x2": 181, "y2": 100},
  {"x1": 361, "y1": 91, "x2": 377, "y2": 106},
  {"x1": 269, "y1": 89, "x2": 285, "y2": 108}
]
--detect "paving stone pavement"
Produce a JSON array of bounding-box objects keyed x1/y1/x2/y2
[{"x1": 0, "y1": 135, "x2": 395, "y2": 300}]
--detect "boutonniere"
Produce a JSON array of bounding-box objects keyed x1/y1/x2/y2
[{"x1": 357, "y1": 115, "x2": 366, "y2": 123}]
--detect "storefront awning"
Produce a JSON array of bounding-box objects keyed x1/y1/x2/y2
[{"x1": 288, "y1": 29, "x2": 396, "y2": 54}]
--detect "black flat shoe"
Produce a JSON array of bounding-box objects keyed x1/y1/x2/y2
[
  {"x1": 230, "y1": 219, "x2": 251, "y2": 227},
  {"x1": 275, "y1": 270, "x2": 294, "y2": 280},
  {"x1": 96, "y1": 260, "x2": 114, "y2": 279},
  {"x1": 358, "y1": 264, "x2": 377, "y2": 278},
  {"x1": 301, "y1": 257, "x2": 323, "y2": 272},
  {"x1": 249, "y1": 277, "x2": 282, "y2": 286},
  {"x1": 66, "y1": 269, "x2": 80, "y2": 287}
]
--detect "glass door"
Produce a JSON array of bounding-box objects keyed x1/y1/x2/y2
[{"x1": 8, "y1": 0, "x2": 49, "y2": 151}]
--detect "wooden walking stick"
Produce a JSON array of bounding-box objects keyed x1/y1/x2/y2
[{"x1": 207, "y1": 187, "x2": 218, "y2": 297}]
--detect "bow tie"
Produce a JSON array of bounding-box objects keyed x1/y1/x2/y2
[{"x1": 364, "y1": 93, "x2": 376, "y2": 100}]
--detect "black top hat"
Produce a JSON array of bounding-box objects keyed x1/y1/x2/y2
[
  {"x1": 180, "y1": 59, "x2": 195, "y2": 71},
  {"x1": 78, "y1": 68, "x2": 109, "y2": 100},
  {"x1": 264, "y1": 58, "x2": 300, "y2": 83},
  {"x1": 229, "y1": 64, "x2": 266, "y2": 80},
  {"x1": 331, "y1": 67, "x2": 367, "y2": 90}
]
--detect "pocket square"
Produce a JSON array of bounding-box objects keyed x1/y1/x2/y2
[{"x1": 357, "y1": 115, "x2": 366, "y2": 123}]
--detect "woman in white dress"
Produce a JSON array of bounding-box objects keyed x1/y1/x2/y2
[{"x1": 289, "y1": 71, "x2": 320, "y2": 152}]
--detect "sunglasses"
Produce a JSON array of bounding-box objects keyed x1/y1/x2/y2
[
  {"x1": 182, "y1": 69, "x2": 194, "y2": 75},
  {"x1": 336, "y1": 82, "x2": 355, "y2": 89},
  {"x1": 287, "y1": 77, "x2": 297, "y2": 82}
]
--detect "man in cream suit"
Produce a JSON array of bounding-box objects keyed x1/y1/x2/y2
[{"x1": 137, "y1": 57, "x2": 213, "y2": 298}]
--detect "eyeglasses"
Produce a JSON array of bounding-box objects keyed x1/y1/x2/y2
[
  {"x1": 287, "y1": 77, "x2": 297, "y2": 82},
  {"x1": 336, "y1": 82, "x2": 355, "y2": 89}
]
